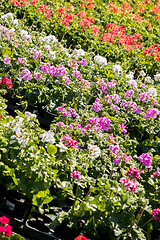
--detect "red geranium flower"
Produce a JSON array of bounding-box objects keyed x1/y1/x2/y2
[{"x1": 74, "y1": 235, "x2": 91, "y2": 240}]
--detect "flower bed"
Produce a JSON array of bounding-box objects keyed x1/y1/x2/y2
[{"x1": 0, "y1": 1, "x2": 159, "y2": 240}]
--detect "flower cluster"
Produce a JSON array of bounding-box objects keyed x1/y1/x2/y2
[
  {"x1": 70, "y1": 171, "x2": 81, "y2": 179},
  {"x1": 0, "y1": 77, "x2": 13, "y2": 89},
  {"x1": 152, "y1": 208, "x2": 160, "y2": 222},
  {"x1": 0, "y1": 216, "x2": 12, "y2": 237},
  {"x1": 138, "y1": 153, "x2": 152, "y2": 167},
  {"x1": 119, "y1": 177, "x2": 138, "y2": 193},
  {"x1": 126, "y1": 167, "x2": 141, "y2": 180},
  {"x1": 61, "y1": 134, "x2": 79, "y2": 149}
]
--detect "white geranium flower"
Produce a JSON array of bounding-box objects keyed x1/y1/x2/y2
[
  {"x1": 148, "y1": 87, "x2": 157, "y2": 97},
  {"x1": 128, "y1": 79, "x2": 137, "y2": 88},
  {"x1": 71, "y1": 49, "x2": 85, "y2": 60},
  {"x1": 40, "y1": 131, "x2": 55, "y2": 145},
  {"x1": 126, "y1": 72, "x2": 134, "y2": 81},
  {"x1": 88, "y1": 144, "x2": 101, "y2": 159},
  {"x1": 94, "y1": 55, "x2": 107, "y2": 66},
  {"x1": 113, "y1": 64, "x2": 122, "y2": 76},
  {"x1": 144, "y1": 76, "x2": 151, "y2": 83},
  {"x1": 154, "y1": 73, "x2": 160, "y2": 82},
  {"x1": 24, "y1": 111, "x2": 37, "y2": 119},
  {"x1": 139, "y1": 70, "x2": 146, "y2": 77}
]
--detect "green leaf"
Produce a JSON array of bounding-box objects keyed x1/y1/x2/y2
[{"x1": 47, "y1": 143, "x2": 57, "y2": 155}]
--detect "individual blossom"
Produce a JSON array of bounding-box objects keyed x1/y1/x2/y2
[
  {"x1": 24, "y1": 111, "x2": 37, "y2": 119},
  {"x1": 110, "y1": 145, "x2": 119, "y2": 154},
  {"x1": 128, "y1": 79, "x2": 137, "y2": 88},
  {"x1": 56, "y1": 122, "x2": 65, "y2": 128},
  {"x1": 0, "y1": 77, "x2": 13, "y2": 89},
  {"x1": 94, "y1": 55, "x2": 107, "y2": 66},
  {"x1": 92, "y1": 26, "x2": 100, "y2": 36},
  {"x1": 144, "y1": 76, "x2": 151, "y2": 83},
  {"x1": 71, "y1": 171, "x2": 81, "y2": 179},
  {"x1": 4, "y1": 56, "x2": 11, "y2": 65},
  {"x1": 61, "y1": 134, "x2": 79, "y2": 149},
  {"x1": 92, "y1": 98, "x2": 102, "y2": 112},
  {"x1": 144, "y1": 108, "x2": 159, "y2": 119},
  {"x1": 100, "y1": 117, "x2": 111, "y2": 131},
  {"x1": 0, "y1": 216, "x2": 9, "y2": 225},
  {"x1": 119, "y1": 177, "x2": 138, "y2": 193},
  {"x1": 20, "y1": 69, "x2": 32, "y2": 81},
  {"x1": 71, "y1": 49, "x2": 85, "y2": 60},
  {"x1": 126, "y1": 72, "x2": 134, "y2": 81},
  {"x1": 152, "y1": 169, "x2": 160, "y2": 178},
  {"x1": 74, "y1": 235, "x2": 91, "y2": 240},
  {"x1": 80, "y1": 79, "x2": 90, "y2": 89},
  {"x1": 126, "y1": 167, "x2": 141, "y2": 180},
  {"x1": 138, "y1": 153, "x2": 152, "y2": 167},
  {"x1": 125, "y1": 90, "x2": 134, "y2": 98},
  {"x1": 112, "y1": 64, "x2": 122, "y2": 77},
  {"x1": 154, "y1": 73, "x2": 160, "y2": 82},
  {"x1": 40, "y1": 131, "x2": 55, "y2": 145},
  {"x1": 148, "y1": 87, "x2": 157, "y2": 97},
  {"x1": 139, "y1": 70, "x2": 146, "y2": 77},
  {"x1": 121, "y1": 153, "x2": 132, "y2": 162},
  {"x1": 113, "y1": 156, "x2": 120, "y2": 165},
  {"x1": 118, "y1": 123, "x2": 127, "y2": 134},
  {"x1": 88, "y1": 144, "x2": 101, "y2": 159},
  {"x1": 78, "y1": 59, "x2": 87, "y2": 66},
  {"x1": 152, "y1": 208, "x2": 160, "y2": 222}
]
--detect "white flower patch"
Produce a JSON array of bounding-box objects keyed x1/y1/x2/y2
[
  {"x1": 88, "y1": 144, "x2": 101, "y2": 159},
  {"x1": 94, "y1": 55, "x2": 107, "y2": 67},
  {"x1": 113, "y1": 64, "x2": 122, "y2": 77},
  {"x1": 40, "y1": 131, "x2": 55, "y2": 145}
]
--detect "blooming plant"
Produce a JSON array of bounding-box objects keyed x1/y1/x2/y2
[{"x1": 0, "y1": 0, "x2": 159, "y2": 239}]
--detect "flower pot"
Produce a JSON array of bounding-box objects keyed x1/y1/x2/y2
[
  {"x1": 0, "y1": 190, "x2": 31, "y2": 228},
  {"x1": 23, "y1": 219, "x2": 60, "y2": 240}
]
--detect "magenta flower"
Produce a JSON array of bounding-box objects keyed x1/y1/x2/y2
[
  {"x1": 110, "y1": 145, "x2": 119, "y2": 154},
  {"x1": 100, "y1": 117, "x2": 111, "y2": 131},
  {"x1": 152, "y1": 169, "x2": 160, "y2": 178},
  {"x1": 126, "y1": 167, "x2": 141, "y2": 180},
  {"x1": 71, "y1": 171, "x2": 81, "y2": 179},
  {"x1": 113, "y1": 156, "x2": 120, "y2": 165},
  {"x1": 120, "y1": 177, "x2": 138, "y2": 193},
  {"x1": 56, "y1": 122, "x2": 65, "y2": 128},
  {"x1": 20, "y1": 69, "x2": 32, "y2": 80},
  {"x1": 138, "y1": 153, "x2": 152, "y2": 167},
  {"x1": 4, "y1": 56, "x2": 11, "y2": 65},
  {"x1": 144, "y1": 108, "x2": 159, "y2": 119},
  {"x1": 152, "y1": 208, "x2": 160, "y2": 222},
  {"x1": 92, "y1": 98, "x2": 102, "y2": 112},
  {"x1": 118, "y1": 123, "x2": 127, "y2": 134}
]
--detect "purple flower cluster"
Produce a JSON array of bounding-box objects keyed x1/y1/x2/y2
[
  {"x1": 58, "y1": 104, "x2": 77, "y2": 118},
  {"x1": 118, "y1": 123, "x2": 127, "y2": 134},
  {"x1": 20, "y1": 69, "x2": 32, "y2": 80},
  {"x1": 144, "y1": 108, "x2": 159, "y2": 119},
  {"x1": 139, "y1": 92, "x2": 151, "y2": 102},
  {"x1": 98, "y1": 79, "x2": 117, "y2": 94},
  {"x1": 120, "y1": 100, "x2": 141, "y2": 113},
  {"x1": 88, "y1": 117, "x2": 112, "y2": 132},
  {"x1": 92, "y1": 98, "x2": 102, "y2": 112},
  {"x1": 138, "y1": 153, "x2": 152, "y2": 167},
  {"x1": 125, "y1": 90, "x2": 134, "y2": 98},
  {"x1": 41, "y1": 63, "x2": 67, "y2": 78}
]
